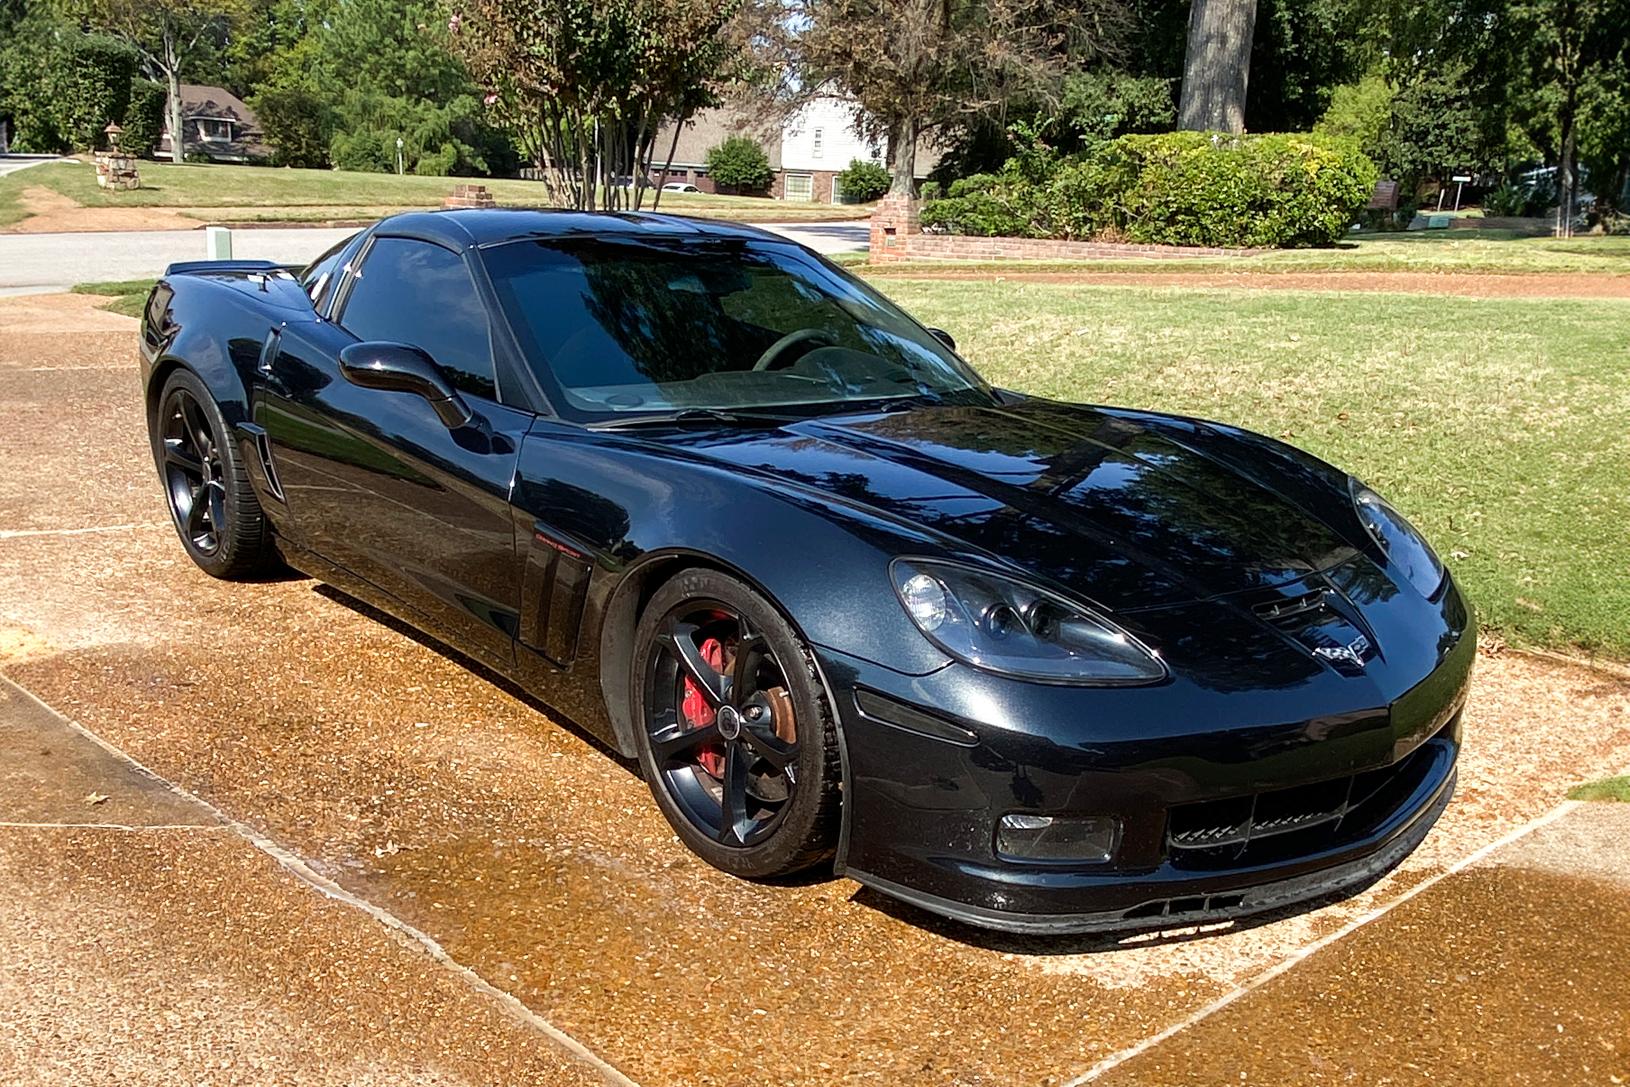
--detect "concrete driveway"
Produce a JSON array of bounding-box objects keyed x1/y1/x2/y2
[
  {"x1": 2, "y1": 292, "x2": 1629, "y2": 1085},
  {"x1": 0, "y1": 220, "x2": 869, "y2": 293}
]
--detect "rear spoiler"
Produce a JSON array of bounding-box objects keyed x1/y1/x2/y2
[{"x1": 163, "y1": 259, "x2": 299, "y2": 277}]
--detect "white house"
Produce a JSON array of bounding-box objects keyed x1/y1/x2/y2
[{"x1": 652, "y1": 95, "x2": 936, "y2": 203}]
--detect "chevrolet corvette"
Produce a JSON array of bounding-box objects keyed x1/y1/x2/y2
[{"x1": 138, "y1": 209, "x2": 1472, "y2": 934}]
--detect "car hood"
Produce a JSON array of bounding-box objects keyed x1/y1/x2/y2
[{"x1": 666, "y1": 399, "x2": 1362, "y2": 612}]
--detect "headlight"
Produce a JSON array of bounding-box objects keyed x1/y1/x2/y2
[
  {"x1": 1350, "y1": 479, "x2": 1445, "y2": 598},
  {"x1": 890, "y1": 559, "x2": 1167, "y2": 685}
]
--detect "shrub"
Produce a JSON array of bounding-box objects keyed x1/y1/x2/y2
[
  {"x1": 253, "y1": 85, "x2": 331, "y2": 168},
  {"x1": 706, "y1": 135, "x2": 773, "y2": 193},
  {"x1": 836, "y1": 158, "x2": 890, "y2": 202},
  {"x1": 922, "y1": 131, "x2": 1378, "y2": 249},
  {"x1": 52, "y1": 35, "x2": 136, "y2": 150},
  {"x1": 119, "y1": 79, "x2": 167, "y2": 158}
]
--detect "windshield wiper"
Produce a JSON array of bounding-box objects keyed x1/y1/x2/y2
[{"x1": 587, "y1": 407, "x2": 801, "y2": 431}]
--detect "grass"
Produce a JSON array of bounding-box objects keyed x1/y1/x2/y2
[
  {"x1": 71, "y1": 279, "x2": 153, "y2": 318},
  {"x1": 0, "y1": 159, "x2": 872, "y2": 225},
  {"x1": 863, "y1": 230, "x2": 1630, "y2": 278},
  {"x1": 875, "y1": 278, "x2": 1630, "y2": 659},
  {"x1": 1568, "y1": 776, "x2": 1630, "y2": 801},
  {"x1": 70, "y1": 270, "x2": 1630, "y2": 660}
]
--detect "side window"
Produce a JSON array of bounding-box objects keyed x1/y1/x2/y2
[
  {"x1": 299, "y1": 233, "x2": 354, "y2": 309},
  {"x1": 339, "y1": 236, "x2": 497, "y2": 400}
]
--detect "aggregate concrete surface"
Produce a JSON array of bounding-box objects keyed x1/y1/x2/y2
[{"x1": 2, "y1": 292, "x2": 1628, "y2": 1085}]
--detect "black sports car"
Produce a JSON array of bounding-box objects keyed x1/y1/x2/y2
[{"x1": 139, "y1": 210, "x2": 1472, "y2": 934}]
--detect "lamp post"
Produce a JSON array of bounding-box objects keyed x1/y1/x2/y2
[{"x1": 396, "y1": 137, "x2": 404, "y2": 177}]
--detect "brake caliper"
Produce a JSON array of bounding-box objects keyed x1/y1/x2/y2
[{"x1": 682, "y1": 637, "x2": 726, "y2": 776}]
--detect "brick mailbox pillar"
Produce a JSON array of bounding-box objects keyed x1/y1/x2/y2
[
  {"x1": 868, "y1": 191, "x2": 920, "y2": 262},
  {"x1": 443, "y1": 184, "x2": 496, "y2": 209}
]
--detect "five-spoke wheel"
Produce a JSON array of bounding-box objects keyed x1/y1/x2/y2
[
  {"x1": 633, "y1": 569, "x2": 840, "y2": 877},
  {"x1": 149, "y1": 369, "x2": 276, "y2": 579}
]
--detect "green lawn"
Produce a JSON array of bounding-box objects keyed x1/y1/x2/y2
[
  {"x1": 877, "y1": 279, "x2": 1630, "y2": 659},
  {"x1": 71, "y1": 280, "x2": 154, "y2": 318},
  {"x1": 865, "y1": 231, "x2": 1630, "y2": 277},
  {"x1": 1568, "y1": 776, "x2": 1630, "y2": 801},
  {"x1": 1, "y1": 159, "x2": 871, "y2": 224}
]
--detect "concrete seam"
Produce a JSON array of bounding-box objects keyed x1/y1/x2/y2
[
  {"x1": 1062, "y1": 797, "x2": 1585, "y2": 1085},
  {"x1": 1, "y1": 677, "x2": 644, "y2": 1087},
  {"x1": 0, "y1": 523, "x2": 166, "y2": 540},
  {"x1": 0, "y1": 821, "x2": 230, "y2": 831}
]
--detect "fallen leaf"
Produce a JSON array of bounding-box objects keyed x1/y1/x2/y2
[{"x1": 84, "y1": 792, "x2": 109, "y2": 805}]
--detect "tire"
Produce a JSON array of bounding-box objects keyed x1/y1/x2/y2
[
  {"x1": 150, "y1": 369, "x2": 278, "y2": 579},
  {"x1": 631, "y1": 569, "x2": 841, "y2": 878}
]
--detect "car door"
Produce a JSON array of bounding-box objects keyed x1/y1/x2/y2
[{"x1": 256, "y1": 233, "x2": 530, "y2": 670}]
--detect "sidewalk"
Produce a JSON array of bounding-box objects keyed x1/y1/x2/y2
[
  {"x1": 0, "y1": 679, "x2": 627, "y2": 1087},
  {"x1": 1088, "y1": 801, "x2": 1630, "y2": 1086}
]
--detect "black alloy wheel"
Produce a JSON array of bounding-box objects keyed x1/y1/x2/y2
[
  {"x1": 151, "y1": 369, "x2": 277, "y2": 579},
  {"x1": 632, "y1": 570, "x2": 840, "y2": 878}
]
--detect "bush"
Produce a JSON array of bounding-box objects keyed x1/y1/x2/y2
[
  {"x1": 52, "y1": 35, "x2": 136, "y2": 151},
  {"x1": 922, "y1": 131, "x2": 1379, "y2": 249},
  {"x1": 253, "y1": 85, "x2": 331, "y2": 168},
  {"x1": 705, "y1": 135, "x2": 773, "y2": 193},
  {"x1": 119, "y1": 79, "x2": 166, "y2": 158},
  {"x1": 836, "y1": 158, "x2": 890, "y2": 202}
]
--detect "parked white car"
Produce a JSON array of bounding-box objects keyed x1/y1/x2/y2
[{"x1": 662, "y1": 182, "x2": 700, "y2": 193}]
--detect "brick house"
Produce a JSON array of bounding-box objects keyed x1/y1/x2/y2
[
  {"x1": 653, "y1": 94, "x2": 937, "y2": 204},
  {"x1": 155, "y1": 84, "x2": 268, "y2": 163}
]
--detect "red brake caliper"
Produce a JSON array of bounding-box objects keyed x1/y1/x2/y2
[{"x1": 682, "y1": 637, "x2": 726, "y2": 776}]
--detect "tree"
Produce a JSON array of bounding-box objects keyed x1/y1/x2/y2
[
  {"x1": 67, "y1": 0, "x2": 243, "y2": 163},
  {"x1": 1503, "y1": 0, "x2": 1630, "y2": 234},
  {"x1": 1177, "y1": 0, "x2": 1257, "y2": 131},
  {"x1": 797, "y1": 0, "x2": 1129, "y2": 194},
  {"x1": 706, "y1": 135, "x2": 773, "y2": 192},
  {"x1": 450, "y1": 0, "x2": 742, "y2": 209}
]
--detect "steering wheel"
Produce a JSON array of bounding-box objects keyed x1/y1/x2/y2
[{"x1": 752, "y1": 328, "x2": 837, "y2": 372}]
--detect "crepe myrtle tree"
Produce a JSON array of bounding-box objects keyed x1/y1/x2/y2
[
  {"x1": 66, "y1": 0, "x2": 242, "y2": 164},
  {"x1": 450, "y1": 0, "x2": 742, "y2": 210},
  {"x1": 796, "y1": 0, "x2": 1130, "y2": 194}
]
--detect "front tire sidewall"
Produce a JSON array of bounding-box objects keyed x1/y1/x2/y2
[{"x1": 631, "y1": 569, "x2": 839, "y2": 879}]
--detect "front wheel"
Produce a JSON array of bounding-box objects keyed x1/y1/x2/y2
[{"x1": 631, "y1": 569, "x2": 841, "y2": 878}]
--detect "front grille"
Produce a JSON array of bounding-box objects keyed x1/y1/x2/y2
[{"x1": 1166, "y1": 727, "x2": 1453, "y2": 870}]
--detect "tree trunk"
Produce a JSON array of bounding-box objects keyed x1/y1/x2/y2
[
  {"x1": 166, "y1": 67, "x2": 185, "y2": 164},
  {"x1": 652, "y1": 120, "x2": 683, "y2": 211},
  {"x1": 1557, "y1": 107, "x2": 1576, "y2": 238},
  {"x1": 1177, "y1": 0, "x2": 1258, "y2": 133},
  {"x1": 887, "y1": 116, "x2": 918, "y2": 195}
]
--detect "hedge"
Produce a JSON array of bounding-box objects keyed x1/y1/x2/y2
[{"x1": 922, "y1": 131, "x2": 1379, "y2": 249}]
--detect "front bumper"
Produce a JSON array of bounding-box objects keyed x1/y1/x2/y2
[{"x1": 821, "y1": 574, "x2": 1474, "y2": 935}]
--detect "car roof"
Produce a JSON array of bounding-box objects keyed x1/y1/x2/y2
[{"x1": 369, "y1": 207, "x2": 788, "y2": 251}]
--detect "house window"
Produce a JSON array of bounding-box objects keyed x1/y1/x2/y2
[
  {"x1": 811, "y1": 128, "x2": 823, "y2": 159},
  {"x1": 197, "y1": 118, "x2": 233, "y2": 143},
  {"x1": 783, "y1": 173, "x2": 814, "y2": 201}
]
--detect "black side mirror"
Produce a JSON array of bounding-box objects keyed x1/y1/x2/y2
[
  {"x1": 338, "y1": 342, "x2": 472, "y2": 428},
  {"x1": 927, "y1": 327, "x2": 957, "y2": 352}
]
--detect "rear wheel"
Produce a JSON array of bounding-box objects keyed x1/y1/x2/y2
[
  {"x1": 631, "y1": 569, "x2": 841, "y2": 878},
  {"x1": 151, "y1": 370, "x2": 277, "y2": 579}
]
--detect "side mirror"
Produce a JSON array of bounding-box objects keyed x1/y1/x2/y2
[
  {"x1": 338, "y1": 342, "x2": 472, "y2": 428},
  {"x1": 927, "y1": 327, "x2": 957, "y2": 352}
]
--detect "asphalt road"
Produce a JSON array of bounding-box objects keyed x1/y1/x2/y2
[
  {"x1": 3, "y1": 292, "x2": 1630, "y2": 1085},
  {"x1": 0, "y1": 220, "x2": 869, "y2": 294}
]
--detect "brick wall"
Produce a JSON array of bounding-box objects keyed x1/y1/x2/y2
[{"x1": 867, "y1": 195, "x2": 1262, "y2": 262}]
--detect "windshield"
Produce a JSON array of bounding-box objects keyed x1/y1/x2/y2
[{"x1": 482, "y1": 236, "x2": 992, "y2": 421}]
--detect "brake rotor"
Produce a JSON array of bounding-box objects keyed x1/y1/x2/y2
[{"x1": 764, "y1": 685, "x2": 796, "y2": 745}]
